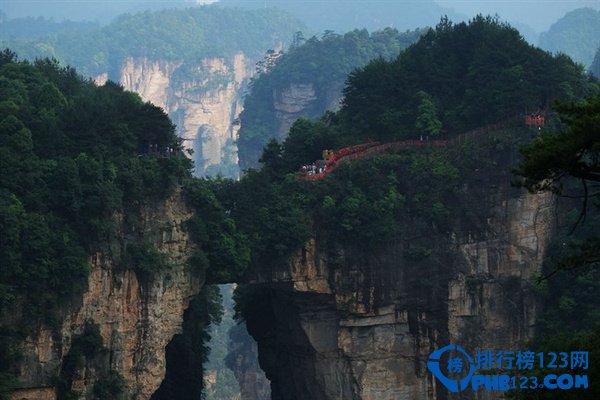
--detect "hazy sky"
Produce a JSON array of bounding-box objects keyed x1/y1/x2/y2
[
  {"x1": 436, "y1": 0, "x2": 600, "y2": 32},
  {"x1": 1, "y1": 0, "x2": 599, "y2": 33}
]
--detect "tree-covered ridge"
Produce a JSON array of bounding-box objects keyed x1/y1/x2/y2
[
  {"x1": 0, "y1": 49, "x2": 259, "y2": 399},
  {"x1": 0, "y1": 49, "x2": 191, "y2": 314},
  {"x1": 219, "y1": 0, "x2": 459, "y2": 33},
  {"x1": 232, "y1": 16, "x2": 600, "y2": 276},
  {"x1": 0, "y1": 17, "x2": 98, "y2": 39},
  {"x1": 0, "y1": 6, "x2": 305, "y2": 77},
  {"x1": 223, "y1": 17, "x2": 599, "y2": 295},
  {"x1": 237, "y1": 27, "x2": 424, "y2": 168},
  {"x1": 340, "y1": 16, "x2": 598, "y2": 144},
  {"x1": 538, "y1": 7, "x2": 600, "y2": 68},
  {"x1": 0, "y1": 50, "x2": 193, "y2": 397},
  {"x1": 228, "y1": 18, "x2": 600, "y2": 400}
]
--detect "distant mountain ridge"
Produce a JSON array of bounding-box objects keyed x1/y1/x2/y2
[
  {"x1": 0, "y1": 6, "x2": 305, "y2": 177},
  {"x1": 0, "y1": 0, "x2": 194, "y2": 22},
  {"x1": 538, "y1": 7, "x2": 600, "y2": 67},
  {"x1": 219, "y1": 0, "x2": 461, "y2": 32}
]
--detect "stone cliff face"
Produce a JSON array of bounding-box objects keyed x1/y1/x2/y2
[
  {"x1": 239, "y1": 80, "x2": 345, "y2": 170},
  {"x1": 273, "y1": 82, "x2": 344, "y2": 141},
  {"x1": 98, "y1": 54, "x2": 253, "y2": 176},
  {"x1": 11, "y1": 189, "x2": 201, "y2": 400},
  {"x1": 228, "y1": 322, "x2": 271, "y2": 400},
  {"x1": 243, "y1": 184, "x2": 555, "y2": 399}
]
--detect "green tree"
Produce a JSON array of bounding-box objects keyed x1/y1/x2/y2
[{"x1": 414, "y1": 90, "x2": 442, "y2": 136}]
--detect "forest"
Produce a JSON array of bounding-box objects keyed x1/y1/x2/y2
[
  {"x1": 0, "y1": 49, "x2": 196, "y2": 398},
  {"x1": 238, "y1": 16, "x2": 598, "y2": 171},
  {"x1": 237, "y1": 27, "x2": 424, "y2": 168},
  {"x1": 0, "y1": 6, "x2": 305, "y2": 78}
]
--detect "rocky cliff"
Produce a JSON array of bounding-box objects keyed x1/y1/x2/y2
[
  {"x1": 242, "y1": 175, "x2": 555, "y2": 399},
  {"x1": 97, "y1": 54, "x2": 254, "y2": 177},
  {"x1": 227, "y1": 322, "x2": 271, "y2": 400},
  {"x1": 11, "y1": 189, "x2": 202, "y2": 400},
  {"x1": 273, "y1": 81, "x2": 344, "y2": 141},
  {"x1": 239, "y1": 80, "x2": 345, "y2": 170}
]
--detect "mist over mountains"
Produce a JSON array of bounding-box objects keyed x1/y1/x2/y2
[
  {"x1": 1, "y1": 0, "x2": 197, "y2": 22},
  {"x1": 218, "y1": 0, "x2": 461, "y2": 33},
  {"x1": 2, "y1": 0, "x2": 599, "y2": 36}
]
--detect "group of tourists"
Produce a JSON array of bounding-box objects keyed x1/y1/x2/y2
[{"x1": 301, "y1": 159, "x2": 328, "y2": 176}]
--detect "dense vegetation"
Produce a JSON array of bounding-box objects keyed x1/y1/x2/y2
[
  {"x1": 185, "y1": 179, "x2": 250, "y2": 283},
  {"x1": 0, "y1": 49, "x2": 194, "y2": 398},
  {"x1": 0, "y1": 49, "x2": 261, "y2": 400},
  {"x1": 0, "y1": 48, "x2": 192, "y2": 322},
  {"x1": 237, "y1": 27, "x2": 424, "y2": 168},
  {"x1": 0, "y1": 17, "x2": 98, "y2": 39},
  {"x1": 2, "y1": 13, "x2": 600, "y2": 400},
  {"x1": 339, "y1": 16, "x2": 597, "y2": 142},
  {"x1": 239, "y1": 16, "x2": 598, "y2": 171},
  {"x1": 538, "y1": 8, "x2": 600, "y2": 68},
  {"x1": 0, "y1": 47, "x2": 258, "y2": 399},
  {"x1": 0, "y1": 6, "x2": 305, "y2": 77},
  {"x1": 232, "y1": 16, "x2": 598, "y2": 278}
]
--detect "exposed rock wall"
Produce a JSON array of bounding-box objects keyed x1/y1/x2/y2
[
  {"x1": 273, "y1": 81, "x2": 344, "y2": 141},
  {"x1": 99, "y1": 54, "x2": 254, "y2": 176},
  {"x1": 12, "y1": 189, "x2": 201, "y2": 400},
  {"x1": 273, "y1": 83, "x2": 318, "y2": 139},
  {"x1": 244, "y1": 185, "x2": 555, "y2": 400},
  {"x1": 228, "y1": 322, "x2": 271, "y2": 400},
  {"x1": 170, "y1": 55, "x2": 248, "y2": 173},
  {"x1": 239, "y1": 80, "x2": 345, "y2": 170}
]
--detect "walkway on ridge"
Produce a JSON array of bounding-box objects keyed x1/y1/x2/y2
[{"x1": 300, "y1": 116, "x2": 523, "y2": 181}]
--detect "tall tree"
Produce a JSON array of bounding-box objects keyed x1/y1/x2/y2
[{"x1": 415, "y1": 90, "x2": 442, "y2": 137}]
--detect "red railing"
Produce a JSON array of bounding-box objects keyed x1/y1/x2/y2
[
  {"x1": 300, "y1": 115, "x2": 524, "y2": 181},
  {"x1": 302, "y1": 139, "x2": 448, "y2": 181},
  {"x1": 525, "y1": 115, "x2": 545, "y2": 125}
]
